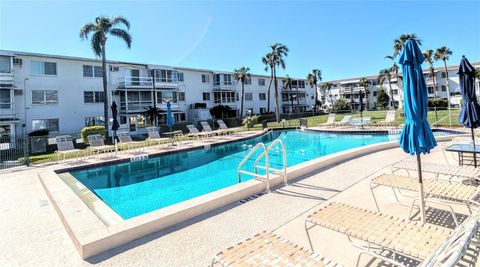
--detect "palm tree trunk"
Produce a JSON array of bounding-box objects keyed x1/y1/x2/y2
[
  {"x1": 273, "y1": 67, "x2": 280, "y2": 122},
  {"x1": 290, "y1": 86, "x2": 294, "y2": 113},
  {"x1": 101, "y1": 38, "x2": 110, "y2": 140},
  {"x1": 267, "y1": 69, "x2": 273, "y2": 113},
  {"x1": 432, "y1": 71, "x2": 437, "y2": 99},
  {"x1": 388, "y1": 81, "x2": 394, "y2": 109},
  {"x1": 313, "y1": 84, "x2": 318, "y2": 112},
  {"x1": 443, "y1": 60, "x2": 452, "y2": 126},
  {"x1": 240, "y1": 81, "x2": 245, "y2": 118},
  {"x1": 296, "y1": 86, "x2": 300, "y2": 107}
]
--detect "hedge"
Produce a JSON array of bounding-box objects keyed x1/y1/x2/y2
[{"x1": 81, "y1": 125, "x2": 106, "y2": 144}]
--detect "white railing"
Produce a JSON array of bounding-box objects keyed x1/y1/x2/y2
[
  {"x1": 118, "y1": 76, "x2": 153, "y2": 88},
  {"x1": 237, "y1": 139, "x2": 288, "y2": 192}
]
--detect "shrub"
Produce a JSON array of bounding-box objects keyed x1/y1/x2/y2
[
  {"x1": 331, "y1": 99, "x2": 351, "y2": 112},
  {"x1": 376, "y1": 89, "x2": 390, "y2": 108},
  {"x1": 428, "y1": 98, "x2": 448, "y2": 108},
  {"x1": 242, "y1": 115, "x2": 259, "y2": 128},
  {"x1": 81, "y1": 125, "x2": 106, "y2": 144},
  {"x1": 28, "y1": 129, "x2": 49, "y2": 137}
]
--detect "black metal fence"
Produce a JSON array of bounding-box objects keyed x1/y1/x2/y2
[{"x1": 0, "y1": 137, "x2": 27, "y2": 169}]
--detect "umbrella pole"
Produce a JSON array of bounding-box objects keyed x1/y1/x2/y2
[
  {"x1": 416, "y1": 154, "x2": 426, "y2": 223},
  {"x1": 471, "y1": 128, "x2": 477, "y2": 167}
]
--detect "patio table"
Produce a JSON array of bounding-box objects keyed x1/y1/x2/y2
[
  {"x1": 445, "y1": 143, "x2": 480, "y2": 167},
  {"x1": 161, "y1": 130, "x2": 183, "y2": 145}
]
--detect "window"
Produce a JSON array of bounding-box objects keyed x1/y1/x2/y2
[
  {"x1": 259, "y1": 107, "x2": 267, "y2": 114},
  {"x1": 259, "y1": 93, "x2": 266, "y2": 101},
  {"x1": 392, "y1": 89, "x2": 399, "y2": 95},
  {"x1": 0, "y1": 89, "x2": 11, "y2": 109},
  {"x1": 32, "y1": 90, "x2": 58, "y2": 104},
  {"x1": 244, "y1": 78, "x2": 251, "y2": 85},
  {"x1": 155, "y1": 69, "x2": 177, "y2": 83},
  {"x1": 32, "y1": 119, "x2": 59, "y2": 132},
  {"x1": 213, "y1": 92, "x2": 236, "y2": 104},
  {"x1": 174, "y1": 113, "x2": 186, "y2": 122},
  {"x1": 83, "y1": 65, "x2": 103, "y2": 78},
  {"x1": 84, "y1": 91, "x2": 104, "y2": 103},
  {"x1": 202, "y1": 92, "x2": 210, "y2": 101},
  {"x1": 441, "y1": 85, "x2": 447, "y2": 92},
  {"x1": 177, "y1": 72, "x2": 184, "y2": 82},
  {"x1": 85, "y1": 116, "x2": 105, "y2": 126},
  {"x1": 298, "y1": 80, "x2": 306, "y2": 88},
  {"x1": 202, "y1": 74, "x2": 210, "y2": 83},
  {"x1": 258, "y1": 79, "x2": 266, "y2": 86},
  {"x1": 373, "y1": 91, "x2": 377, "y2": 96},
  {"x1": 245, "y1": 93, "x2": 253, "y2": 101},
  {"x1": 0, "y1": 56, "x2": 11, "y2": 73},
  {"x1": 31, "y1": 61, "x2": 57, "y2": 75},
  {"x1": 178, "y1": 92, "x2": 185, "y2": 101},
  {"x1": 428, "y1": 86, "x2": 434, "y2": 94},
  {"x1": 441, "y1": 72, "x2": 447, "y2": 78}
]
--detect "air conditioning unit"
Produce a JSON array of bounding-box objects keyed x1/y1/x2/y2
[
  {"x1": 13, "y1": 58, "x2": 22, "y2": 65},
  {"x1": 109, "y1": 66, "x2": 119, "y2": 72}
]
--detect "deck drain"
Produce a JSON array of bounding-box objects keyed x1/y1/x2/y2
[
  {"x1": 239, "y1": 192, "x2": 265, "y2": 204},
  {"x1": 39, "y1": 199, "x2": 49, "y2": 207}
]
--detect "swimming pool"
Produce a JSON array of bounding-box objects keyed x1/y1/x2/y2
[{"x1": 66, "y1": 129, "x2": 445, "y2": 219}]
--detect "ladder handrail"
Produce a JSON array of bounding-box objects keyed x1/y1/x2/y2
[
  {"x1": 254, "y1": 139, "x2": 288, "y2": 185},
  {"x1": 237, "y1": 143, "x2": 268, "y2": 185}
]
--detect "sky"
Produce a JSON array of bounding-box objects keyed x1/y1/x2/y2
[{"x1": 0, "y1": 0, "x2": 479, "y2": 81}]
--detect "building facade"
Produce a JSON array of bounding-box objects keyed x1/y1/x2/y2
[
  {"x1": 320, "y1": 62, "x2": 480, "y2": 111},
  {"x1": 0, "y1": 50, "x2": 316, "y2": 139}
]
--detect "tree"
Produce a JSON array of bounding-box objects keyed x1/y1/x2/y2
[
  {"x1": 266, "y1": 43, "x2": 289, "y2": 122},
  {"x1": 423, "y1": 49, "x2": 438, "y2": 98},
  {"x1": 143, "y1": 106, "x2": 163, "y2": 126},
  {"x1": 282, "y1": 75, "x2": 294, "y2": 112},
  {"x1": 331, "y1": 99, "x2": 350, "y2": 112},
  {"x1": 233, "y1": 66, "x2": 251, "y2": 118},
  {"x1": 307, "y1": 69, "x2": 322, "y2": 112},
  {"x1": 321, "y1": 82, "x2": 334, "y2": 109},
  {"x1": 80, "y1": 16, "x2": 132, "y2": 139},
  {"x1": 262, "y1": 54, "x2": 274, "y2": 113},
  {"x1": 376, "y1": 88, "x2": 390, "y2": 109},
  {"x1": 434, "y1": 46, "x2": 453, "y2": 125},
  {"x1": 378, "y1": 68, "x2": 396, "y2": 109},
  {"x1": 358, "y1": 77, "x2": 370, "y2": 109}
]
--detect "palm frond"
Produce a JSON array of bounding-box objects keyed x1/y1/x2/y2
[
  {"x1": 110, "y1": 28, "x2": 132, "y2": 48},
  {"x1": 79, "y1": 23, "x2": 96, "y2": 40},
  {"x1": 91, "y1": 31, "x2": 103, "y2": 57},
  {"x1": 111, "y1": 16, "x2": 130, "y2": 29}
]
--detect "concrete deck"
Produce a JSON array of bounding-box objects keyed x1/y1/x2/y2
[{"x1": 1, "y1": 134, "x2": 479, "y2": 266}]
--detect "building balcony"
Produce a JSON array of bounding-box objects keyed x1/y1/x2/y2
[
  {"x1": 117, "y1": 76, "x2": 153, "y2": 89},
  {"x1": 119, "y1": 101, "x2": 186, "y2": 113},
  {"x1": 0, "y1": 103, "x2": 15, "y2": 117},
  {"x1": 213, "y1": 82, "x2": 236, "y2": 91},
  {"x1": 212, "y1": 101, "x2": 237, "y2": 109},
  {"x1": 0, "y1": 72, "x2": 15, "y2": 88},
  {"x1": 154, "y1": 78, "x2": 179, "y2": 88}
]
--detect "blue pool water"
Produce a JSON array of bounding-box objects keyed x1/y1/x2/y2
[{"x1": 67, "y1": 130, "x2": 438, "y2": 219}]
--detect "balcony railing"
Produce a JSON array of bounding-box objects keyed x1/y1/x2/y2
[
  {"x1": 119, "y1": 101, "x2": 185, "y2": 113},
  {"x1": 0, "y1": 73, "x2": 14, "y2": 87},
  {"x1": 0, "y1": 102, "x2": 15, "y2": 116},
  {"x1": 117, "y1": 76, "x2": 153, "y2": 88}
]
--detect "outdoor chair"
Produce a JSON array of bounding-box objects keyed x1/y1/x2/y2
[
  {"x1": 392, "y1": 159, "x2": 480, "y2": 184},
  {"x1": 117, "y1": 131, "x2": 143, "y2": 151},
  {"x1": 146, "y1": 126, "x2": 170, "y2": 146},
  {"x1": 211, "y1": 231, "x2": 342, "y2": 267},
  {"x1": 334, "y1": 115, "x2": 352, "y2": 127},
  {"x1": 186, "y1": 124, "x2": 211, "y2": 139},
  {"x1": 55, "y1": 135, "x2": 82, "y2": 163},
  {"x1": 376, "y1": 110, "x2": 396, "y2": 127},
  {"x1": 304, "y1": 202, "x2": 480, "y2": 267},
  {"x1": 349, "y1": 117, "x2": 371, "y2": 128},
  {"x1": 201, "y1": 121, "x2": 225, "y2": 135},
  {"x1": 217, "y1": 120, "x2": 238, "y2": 135},
  {"x1": 87, "y1": 134, "x2": 115, "y2": 157},
  {"x1": 370, "y1": 173, "x2": 480, "y2": 223},
  {"x1": 318, "y1": 113, "x2": 336, "y2": 128}
]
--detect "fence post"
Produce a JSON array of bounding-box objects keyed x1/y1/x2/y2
[
  {"x1": 434, "y1": 107, "x2": 438, "y2": 127},
  {"x1": 23, "y1": 136, "x2": 29, "y2": 166}
]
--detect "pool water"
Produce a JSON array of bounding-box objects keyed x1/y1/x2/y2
[{"x1": 68, "y1": 130, "x2": 403, "y2": 219}]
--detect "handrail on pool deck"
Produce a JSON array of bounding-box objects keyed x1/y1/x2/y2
[
  {"x1": 254, "y1": 139, "x2": 288, "y2": 186},
  {"x1": 237, "y1": 143, "x2": 270, "y2": 191}
]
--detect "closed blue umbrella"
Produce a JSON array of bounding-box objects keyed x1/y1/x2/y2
[
  {"x1": 358, "y1": 91, "x2": 365, "y2": 127},
  {"x1": 166, "y1": 100, "x2": 174, "y2": 131},
  {"x1": 458, "y1": 56, "x2": 480, "y2": 166},
  {"x1": 399, "y1": 39, "x2": 437, "y2": 223},
  {"x1": 111, "y1": 101, "x2": 120, "y2": 144}
]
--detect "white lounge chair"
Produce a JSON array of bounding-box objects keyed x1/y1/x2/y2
[
  {"x1": 211, "y1": 231, "x2": 342, "y2": 267},
  {"x1": 318, "y1": 113, "x2": 336, "y2": 127},
  {"x1": 117, "y1": 131, "x2": 142, "y2": 151},
  {"x1": 87, "y1": 134, "x2": 115, "y2": 157},
  {"x1": 377, "y1": 110, "x2": 396, "y2": 127},
  {"x1": 201, "y1": 121, "x2": 224, "y2": 135},
  {"x1": 334, "y1": 115, "x2": 352, "y2": 127},
  {"x1": 55, "y1": 135, "x2": 82, "y2": 162},
  {"x1": 350, "y1": 117, "x2": 371, "y2": 127},
  {"x1": 146, "y1": 126, "x2": 170, "y2": 146},
  {"x1": 186, "y1": 124, "x2": 211, "y2": 139},
  {"x1": 217, "y1": 120, "x2": 238, "y2": 135},
  {"x1": 305, "y1": 202, "x2": 480, "y2": 267}
]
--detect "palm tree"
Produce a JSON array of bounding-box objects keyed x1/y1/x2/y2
[
  {"x1": 307, "y1": 69, "x2": 322, "y2": 112},
  {"x1": 423, "y1": 49, "x2": 438, "y2": 98},
  {"x1": 321, "y1": 82, "x2": 334, "y2": 109},
  {"x1": 378, "y1": 68, "x2": 395, "y2": 109},
  {"x1": 358, "y1": 78, "x2": 370, "y2": 109},
  {"x1": 434, "y1": 46, "x2": 453, "y2": 126},
  {"x1": 143, "y1": 106, "x2": 163, "y2": 126},
  {"x1": 233, "y1": 66, "x2": 251, "y2": 118},
  {"x1": 262, "y1": 54, "x2": 274, "y2": 113},
  {"x1": 80, "y1": 16, "x2": 132, "y2": 138},
  {"x1": 267, "y1": 43, "x2": 289, "y2": 122},
  {"x1": 282, "y1": 75, "x2": 294, "y2": 112}
]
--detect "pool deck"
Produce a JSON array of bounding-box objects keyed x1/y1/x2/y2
[{"x1": 1, "y1": 132, "x2": 479, "y2": 266}]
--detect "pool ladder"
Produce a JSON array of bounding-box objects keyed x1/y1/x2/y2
[{"x1": 237, "y1": 139, "x2": 287, "y2": 192}]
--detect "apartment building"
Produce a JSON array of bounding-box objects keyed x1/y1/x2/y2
[
  {"x1": 320, "y1": 62, "x2": 480, "y2": 110},
  {"x1": 0, "y1": 50, "x2": 316, "y2": 139}
]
